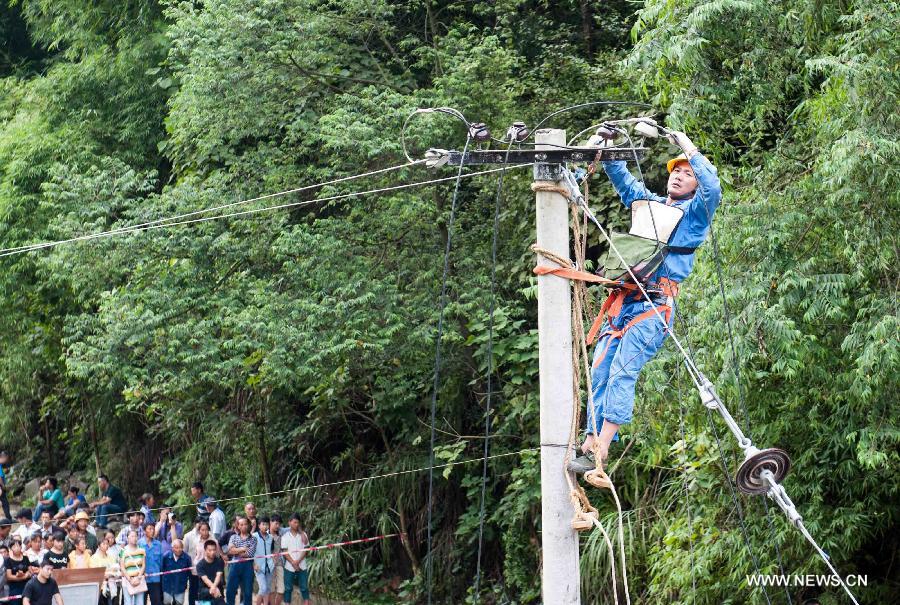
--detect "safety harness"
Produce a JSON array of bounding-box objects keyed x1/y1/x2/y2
[{"x1": 587, "y1": 277, "x2": 680, "y2": 368}]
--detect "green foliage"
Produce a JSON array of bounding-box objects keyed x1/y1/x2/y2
[{"x1": 1, "y1": 0, "x2": 897, "y2": 603}]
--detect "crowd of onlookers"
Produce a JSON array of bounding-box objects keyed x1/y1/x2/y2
[{"x1": 0, "y1": 453, "x2": 312, "y2": 605}]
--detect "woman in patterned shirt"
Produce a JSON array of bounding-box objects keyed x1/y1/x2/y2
[{"x1": 224, "y1": 517, "x2": 256, "y2": 605}]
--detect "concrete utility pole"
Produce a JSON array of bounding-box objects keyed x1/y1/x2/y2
[
  {"x1": 534, "y1": 128, "x2": 580, "y2": 603},
  {"x1": 431, "y1": 130, "x2": 641, "y2": 603}
]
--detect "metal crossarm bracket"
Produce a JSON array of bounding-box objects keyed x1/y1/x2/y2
[{"x1": 425, "y1": 146, "x2": 646, "y2": 168}]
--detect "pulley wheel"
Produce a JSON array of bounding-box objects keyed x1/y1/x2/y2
[{"x1": 736, "y1": 448, "x2": 791, "y2": 495}]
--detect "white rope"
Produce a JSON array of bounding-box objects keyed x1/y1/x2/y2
[{"x1": 0, "y1": 164, "x2": 528, "y2": 258}]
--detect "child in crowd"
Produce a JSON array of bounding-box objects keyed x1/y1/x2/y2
[{"x1": 67, "y1": 536, "x2": 92, "y2": 568}]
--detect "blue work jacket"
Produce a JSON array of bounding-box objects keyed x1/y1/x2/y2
[
  {"x1": 161, "y1": 552, "x2": 192, "y2": 595},
  {"x1": 254, "y1": 531, "x2": 274, "y2": 574},
  {"x1": 139, "y1": 537, "x2": 164, "y2": 583},
  {"x1": 601, "y1": 152, "x2": 722, "y2": 283}
]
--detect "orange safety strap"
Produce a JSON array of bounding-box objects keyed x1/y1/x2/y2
[
  {"x1": 588, "y1": 277, "x2": 680, "y2": 368},
  {"x1": 533, "y1": 265, "x2": 617, "y2": 285},
  {"x1": 586, "y1": 285, "x2": 638, "y2": 344},
  {"x1": 592, "y1": 304, "x2": 673, "y2": 368}
]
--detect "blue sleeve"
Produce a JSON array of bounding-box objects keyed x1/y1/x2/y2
[
  {"x1": 686, "y1": 153, "x2": 722, "y2": 225},
  {"x1": 601, "y1": 161, "x2": 657, "y2": 208}
]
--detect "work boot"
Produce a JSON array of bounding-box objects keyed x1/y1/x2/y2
[{"x1": 567, "y1": 451, "x2": 596, "y2": 473}]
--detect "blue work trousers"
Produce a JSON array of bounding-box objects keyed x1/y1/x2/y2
[
  {"x1": 588, "y1": 299, "x2": 674, "y2": 432},
  {"x1": 225, "y1": 560, "x2": 253, "y2": 605}
]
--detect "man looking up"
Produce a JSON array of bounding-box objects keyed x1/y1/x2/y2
[
  {"x1": 140, "y1": 522, "x2": 164, "y2": 605},
  {"x1": 569, "y1": 129, "x2": 722, "y2": 473}
]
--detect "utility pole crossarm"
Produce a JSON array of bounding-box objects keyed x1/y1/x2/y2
[{"x1": 425, "y1": 146, "x2": 646, "y2": 168}]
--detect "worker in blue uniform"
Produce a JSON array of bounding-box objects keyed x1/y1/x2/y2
[{"x1": 569, "y1": 130, "x2": 722, "y2": 473}]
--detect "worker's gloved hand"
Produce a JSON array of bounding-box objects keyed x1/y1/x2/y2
[
  {"x1": 666, "y1": 130, "x2": 698, "y2": 157},
  {"x1": 573, "y1": 167, "x2": 588, "y2": 184},
  {"x1": 586, "y1": 133, "x2": 615, "y2": 148}
]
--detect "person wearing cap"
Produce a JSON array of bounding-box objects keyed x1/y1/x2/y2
[
  {"x1": 14, "y1": 510, "x2": 37, "y2": 542},
  {"x1": 21, "y1": 556, "x2": 63, "y2": 605},
  {"x1": 569, "y1": 129, "x2": 722, "y2": 473},
  {"x1": 118, "y1": 511, "x2": 147, "y2": 546},
  {"x1": 0, "y1": 517, "x2": 13, "y2": 549},
  {"x1": 204, "y1": 501, "x2": 226, "y2": 541}
]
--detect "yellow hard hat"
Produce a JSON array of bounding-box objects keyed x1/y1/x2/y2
[{"x1": 666, "y1": 153, "x2": 690, "y2": 173}]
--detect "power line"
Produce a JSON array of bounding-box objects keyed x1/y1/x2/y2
[
  {"x1": 77, "y1": 448, "x2": 537, "y2": 524},
  {"x1": 425, "y1": 135, "x2": 472, "y2": 605},
  {"x1": 0, "y1": 164, "x2": 529, "y2": 258},
  {"x1": 0, "y1": 160, "x2": 426, "y2": 256},
  {"x1": 473, "y1": 141, "x2": 515, "y2": 600}
]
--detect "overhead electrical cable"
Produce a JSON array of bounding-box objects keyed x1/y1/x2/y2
[
  {"x1": 0, "y1": 160, "x2": 427, "y2": 256},
  {"x1": 79, "y1": 446, "x2": 538, "y2": 525},
  {"x1": 0, "y1": 164, "x2": 528, "y2": 258},
  {"x1": 473, "y1": 140, "x2": 515, "y2": 601},
  {"x1": 425, "y1": 135, "x2": 473, "y2": 605}
]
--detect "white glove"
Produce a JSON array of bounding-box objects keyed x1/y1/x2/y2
[
  {"x1": 586, "y1": 134, "x2": 615, "y2": 148},
  {"x1": 666, "y1": 130, "x2": 698, "y2": 157}
]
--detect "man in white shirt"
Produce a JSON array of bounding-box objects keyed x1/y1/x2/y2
[
  {"x1": 280, "y1": 513, "x2": 310, "y2": 605},
  {"x1": 13, "y1": 510, "x2": 37, "y2": 542},
  {"x1": 204, "y1": 501, "x2": 226, "y2": 540}
]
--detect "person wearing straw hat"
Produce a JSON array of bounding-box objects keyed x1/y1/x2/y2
[
  {"x1": 73, "y1": 511, "x2": 98, "y2": 552},
  {"x1": 569, "y1": 129, "x2": 722, "y2": 473}
]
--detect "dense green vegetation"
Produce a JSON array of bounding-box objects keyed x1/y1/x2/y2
[{"x1": 1, "y1": 1, "x2": 897, "y2": 602}]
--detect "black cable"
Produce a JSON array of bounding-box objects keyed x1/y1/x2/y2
[
  {"x1": 700, "y1": 194, "x2": 793, "y2": 605},
  {"x1": 677, "y1": 314, "x2": 774, "y2": 605},
  {"x1": 472, "y1": 141, "x2": 514, "y2": 600},
  {"x1": 425, "y1": 136, "x2": 472, "y2": 605},
  {"x1": 677, "y1": 359, "x2": 698, "y2": 605}
]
